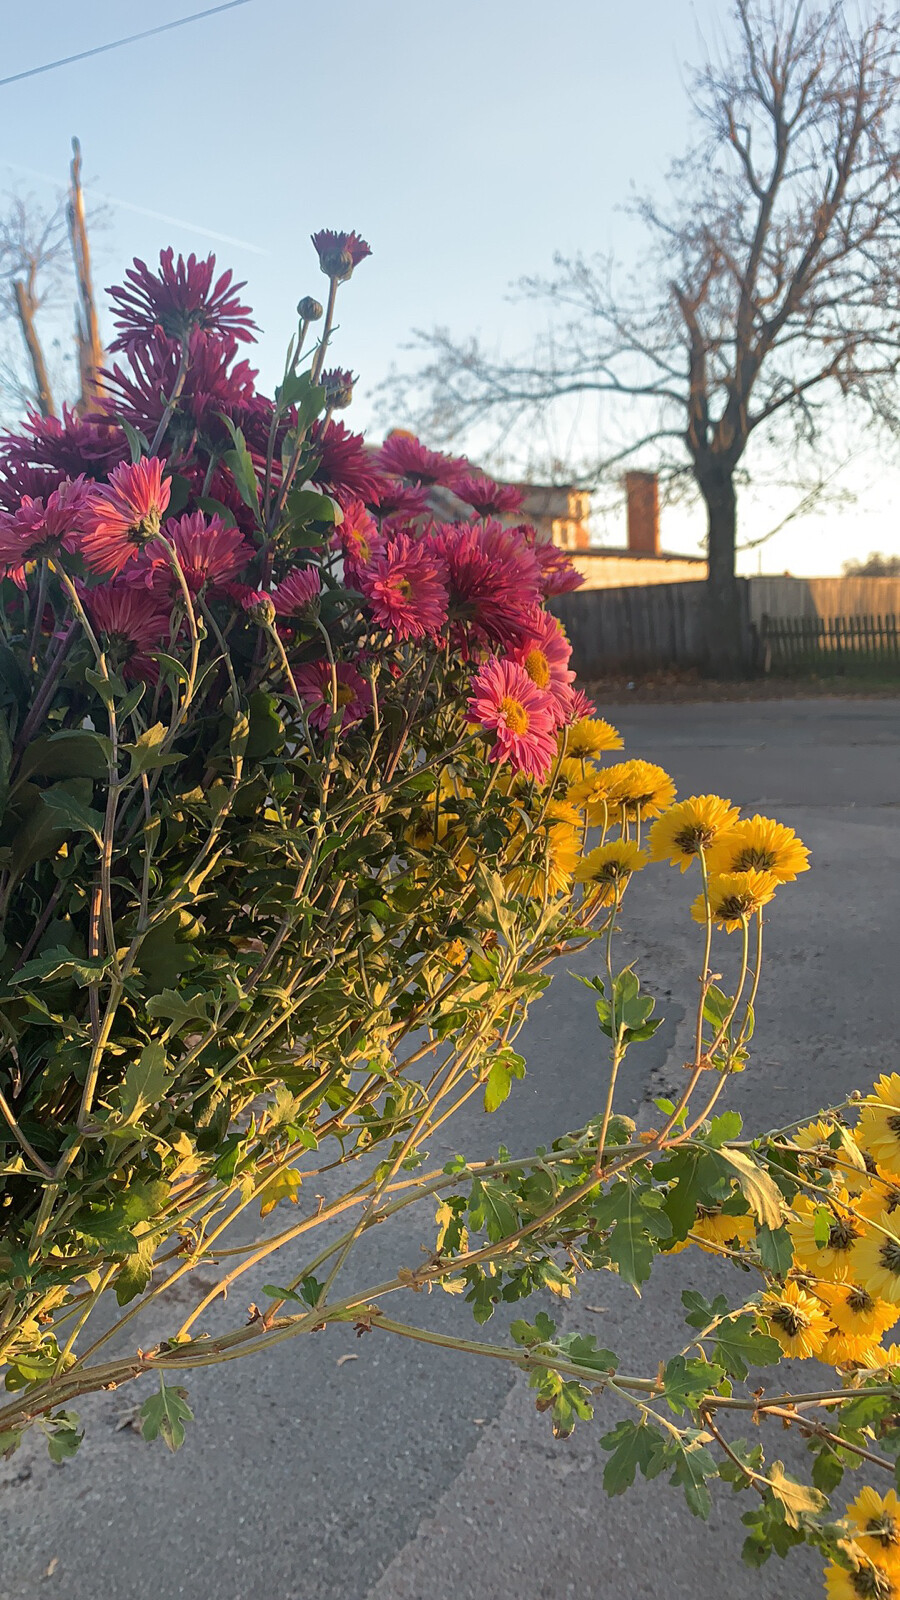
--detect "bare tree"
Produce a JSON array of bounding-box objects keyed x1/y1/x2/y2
[
  {"x1": 0, "y1": 194, "x2": 70, "y2": 417},
  {"x1": 0, "y1": 141, "x2": 106, "y2": 423},
  {"x1": 843, "y1": 549, "x2": 900, "y2": 574},
  {"x1": 395, "y1": 2, "x2": 900, "y2": 671}
]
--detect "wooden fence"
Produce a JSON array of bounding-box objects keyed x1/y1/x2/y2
[
  {"x1": 551, "y1": 580, "x2": 750, "y2": 675},
  {"x1": 760, "y1": 613, "x2": 900, "y2": 671}
]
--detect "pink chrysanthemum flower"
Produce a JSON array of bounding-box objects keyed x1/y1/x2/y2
[
  {"x1": 569, "y1": 687, "x2": 598, "y2": 721},
  {"x1": 273, "y1": 566, "x2": 321, "y2": 618},
  {"x1": 294, "y1": 658, "x2": 372, "y2": 732},
  {"x1": 376, "y1": 433, "x2": 464, "y2": 489},
  {"x1": 241, "y1": 589, "x2": 276, "y2": 625},
  {"x1": 310, "y1": 230, "x2": 372, "y2": 280},
  {"x1": 80, "y1": 458, "x2": 172, "y2": 578},
  {"x1": 452, "y1": 473, "x2": 525, "y2": 517},
  {"x1": 517, "y1": 527, "x2": 584, "y2": 597},
  {"x1": 0, "y1": 475, "x2": 92, "y2": 565},
  {"x1": 358, "y1": 533, "x2": 448, "y2": 640},
  {"x1": 427, "y1": 519, "x2": 543, "y2": 650},
  {"x1": 467, "y1": 657, "x2": 557, "y2": 780},
  {"x1": 337, "y1": 498, "x2": 385, "y2": 585},
  {"x1": 107, "y1": 251, "x2": 257, "y2": 353},
  {"x1": 512, "y1": 611, "x2": 576, "y2": 727},
  {"x1": 79, "y1": 580, "x2": 171, "y2": 681},
  {"x1": 155, "y1": 512, "x2": 253, "y2": 595},
  {"x1": 101, "y1": 334, "x2": 258, "y2": 457}
]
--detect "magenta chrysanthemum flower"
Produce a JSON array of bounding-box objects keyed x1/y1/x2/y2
[
  {"x1": 293, "y1": 658, "x2": 372, "y2": 731},
  {"x1": 427, "y1": 520, "x2": 543, "y2": 650},
  {"x1": 452, "y1": 474, "x2": 525, "y2": 517},
  {"x1": 0, "y1": 476, "x2": 92, "y2": 566},
  {"x1": 512, "y1": 611, "x2": 576, "y2": 727},
  {"x1": 569, "y1": 687, "x2": 597, "y2": 721},
  {"x1": 107, "y1": 250, "x2": 258, "y2": 353},
  {"x1": 467, "y1": 657, "x2": 557, "y2": 780},
  {"x1": 368, "y1": 480, "x2": 429, "y2": 520},
  {"x1": 310, "y1": 230, "x2": 372, "y2": 280},
  {"x1": 157, "y1": 512, "x2": 252, "y2": 595},
  {"x1": 79, "y1": 580, "x2": 171, "y2": 681},
  {"x1": 376, "y1": 433, "x2": 464, "y2": 489},
  {"x1": 309, "y1": 421, "x2": 385, "y2": 504},
  {"x1": 273, "y1": 566, "x2": 321, "y2": 618},
  {"x1": 1, "y1": 406, "x2": 129, "y2": 485},
  {"x1": 80, "y1": 458, "x2": 172, "y2": 577},
  {"x1": 101, "y1": 332, "x2": 258, "y2": 454},
  {"x1": 358, "y1": 533, "x2": 448, "y2": 640}
]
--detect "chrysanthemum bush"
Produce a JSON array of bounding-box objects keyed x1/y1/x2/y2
[{"x1": 0, "y1": 235, "x2": 898, "y2": 1597}]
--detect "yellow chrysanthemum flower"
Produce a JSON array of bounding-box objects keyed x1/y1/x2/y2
[
  {"x1": 858, "y1": 1077, "x2": 900, "y2": 1179},
  {"x1": 566, "y1": 769, "x2": 617, "y2": 827},
  {"x1": 852, "y1": 1213, "x2": 900, "y2": 1304},
  {"x1": 564, "y1": 717, "x2": 623, "y2": 758},
  {"x1": 794, "y1": 1118, "x2": 838, "y2": 1152},
  {"x1": 506, "y1": 819, "x2": 581, "y2": 898},
  {"x1": 574, "y1": 839, "x2": 648, "y2": 903},
  {"x1": 690, "y1": 869, "x2": 779, "y2": 932},
  {"x1": 825, "y1": 1555, "x2": 897, "y2": 1599},
  {"x1": 818, "y1": 1283, "x2": 900, "y2": 1341},
  {"x1": 788, "y1": 1191, "x2": 863, "y2": 1283},
  {"x1": 647, "y1": 795, "x2": 741, "y2": 872},
  {"x1": 820, "y1": 1327, "x2": 879, "y2": 1369},
  {"x1": 691, "y1": 1207, "x2": 756, "y2": 1251},
  {"x1": 862, "y1": 1342, "x2": 900, "y2": 1371},
  {"x1": 555, "y1": 756, "x2": 587, "y2": 792},
  {"x1": 856, "y1": 1175, "x2": 900, "y2": 1223},
  {"x1": 604, "y1": 760, "x2": 677, "y2": 821},
  {"x1": 849, "y1": 1488, "x2": 900, "y2": 1571},
  {"x1": 762, "y1": 1280, "x2": 830, "y2": 1358},
  {"x1": 706, "y1": 814, "x2": 810, "y2": 882}
]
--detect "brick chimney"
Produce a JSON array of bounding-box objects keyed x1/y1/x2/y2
[{"x1": 625, "y1": 471, "x2": 660, "y2": 555}]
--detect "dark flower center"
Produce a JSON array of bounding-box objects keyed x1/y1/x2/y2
[
  {"x1": 879, "y1": 1238, "x2": 900, "y2": 1275},
  {"x1": 771, "y1": 1304, "x2": 808, "y2": 1337},
  {"x1": 828, "y1": 1216, "x2": 860, "y2": 1252},
  {"x1": 674, "y1": 823, "x2": 715, "y2": 853},
  {"x1": 848, "y1": 1287, "x2": 875, "y2": 1314},
  {"x1": 734, "y1": 845, "x2": 775, "y2": 870},
  {"x1": 866, "y1": 1514, "x2": 899, "y2": 1548},
  {"x1": 886, "y1": 1113, "x2": 900, "y2": 1138}
]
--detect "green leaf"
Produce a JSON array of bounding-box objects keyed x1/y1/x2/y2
[
  {"x1": 483, "y1": 1048, "x2": 525, "y2": 1113},
  {"x1": 718, "y1": 1148, "x2": 784, "y2": 1229},
  {"x1": 219, "y1": 416, "x2": 260, "y2": 514},
  {"x1": 124, "y1": 723, "x2": 181, "y2": 780},
  {"x1": 707, "y1": 1111, "x2": 743, "y2": 1148},
  {"x1": 145, "y1": 988, "x2": 211, "y2": 1038},
  {"x1": 115, "y1": 1238, "x2": 154, "y2": 1306},
  {"x1": 756, "y1": 1224, "x2": 794, "y2": 1278},
  {"x1": 767, "y1": 1461, "x2": 827, "y2": 1529},
  {"x1": 714, "y1": 1314, "x2": 782, "y2": 1381},
  {"x1": 10, "y1": 946, "x2": 109, "y2": 988},
  {"x1": 663, "y1": 1355, "x2": 725, "y2": 1416},
  {"x1": 16, "y1": 729, "x2": 110, "y2": 782},
  {"x1": 120, "y1": 419, "x2": 149, "y2": 464},
  {"x1": 139, "y1": 1382, "x2": 193, "y2": 1452},
  {"x1": 601, "y1": 1419, "x2": 668, "y2": 1495},
  {"x1": 681, "y1": 1288, "x2": 731, "y2": 1330},
  {"x1": 468, "y1": 1178, "x2": 518, "y2": 1243},
  {"x1": 276, "y1": 369, "x2": 326, "y2": 433},
  {"x1": 119, "y1": 1042, "x2": 172, "y2": 1124},
  {"x1": 44, "y1": 1410, "x2": 83, "y2": 1463},
  {"x1": 39, "y1": 786, "x2": 104, "y2": 845},
  {"x1": 247, "y1": 691, "x2": 285, "y2": 759},
  {"x1": 195, "y1": 494, "x2": 238, "y2": 527},
  {"x1": 668, "y1": 1436, "x2": 717, "y2": 1519}
]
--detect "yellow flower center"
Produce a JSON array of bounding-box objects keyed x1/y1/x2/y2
[
  {"x1": 335, "y1": 684, "x2": 355, "y2": 707},
  {"x1": 524, "y1": 648, "x2": 551, "y2": 689},
  {"x1": 396, "y1": 577, "x2": 413, "y2": 600},
  {"x1": 499, "y1": 696, "x2": 529, "y2": 735}
]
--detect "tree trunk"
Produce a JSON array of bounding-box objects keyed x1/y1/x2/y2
[
  {"x1": 701, "y1": 468, "x2": 747, "y2": 676},
  {"x1": 67, "y1": 138, "x2": 104, "y2": 413},
  {"x1": 13, "y1": 279, "x2": 55, "y2": 418}
]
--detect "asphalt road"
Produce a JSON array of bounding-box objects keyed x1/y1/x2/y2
[{"x1": 2, "y1": 697, "x2": 898, "y2": 1600}]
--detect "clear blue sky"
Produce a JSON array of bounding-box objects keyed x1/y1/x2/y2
[{"x1": 1, "y1": 0, "x2": 896, "y2": 574}]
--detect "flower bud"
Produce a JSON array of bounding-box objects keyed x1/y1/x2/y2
[
  {"x1": 241, "y1": 590, "x2": 276, "y2": 627},
  {"x1": 297, "y1": 296, "x2": 324, "y2": 323},
  {"x1": 320, "y1": 368, "x2": 355, "y2": 409}
]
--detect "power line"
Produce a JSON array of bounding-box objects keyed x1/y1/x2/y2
[{"x1": 0, "y1": 1, "x2": 253, "y2": 89}]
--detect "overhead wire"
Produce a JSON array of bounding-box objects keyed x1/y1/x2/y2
[{"x1": 0, "y1": 1, "x2": 253, "y2": 89}]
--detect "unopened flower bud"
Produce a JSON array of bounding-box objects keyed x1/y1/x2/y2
[
  {"x1": 320, "y1": 367, "x2": 356, "y2": 409},
  {"x1": 241, "y1": 590, "x2": 276, "y2": 627},
  {"x1": 297, "y1": 296, "x2": 324, "y2": 323}
]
